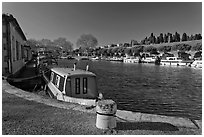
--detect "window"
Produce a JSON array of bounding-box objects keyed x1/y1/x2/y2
[
  {"x1": 21, "y1": 45, "x2": 24, "y2": 59},
  {"x1": 75, "y1": 78, "x2": 80, "y2": 94},
  {"x1": 16, "y1": 41, "x2": 19, "y2": 60},
  {"x1": 55, "y1": 75, "x2": 60, "y2": 88},
  {"x1": 12, "y1": 36, "x2": 15, "y2": 61},
  {"x1": 50, "y1": 72, "x2": 54, "y2": 83},
  {"x1": 83, "y1": 78, "x2": 88, "y2": 94}
]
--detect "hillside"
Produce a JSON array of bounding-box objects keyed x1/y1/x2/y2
[{"x1": 140, "y1": 40, "x2": 202, "y2": 48}]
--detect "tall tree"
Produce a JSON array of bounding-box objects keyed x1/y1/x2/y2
[
  {"x1": 53, "y1": 37, "x2": 73, "y2": 52},
  {"x1": 149, "y1": 33, "x2": 154, "y2": 44},
  {"x1": 164, "y1": 34, "x2": 168, "y2": 43},
  {"x1": 182, "y1": 33, "x2": 188, "y2": 41},
  {"x1": 40, "y1": 39, "x2": 52, "y2": 47},
  {"x1": 26, "y1": 39, "x2": 39, "y2": 50},
  {"x1": 174, "y1": 32, "x2": 180, "y2": 42},
  {"x1": 76, "y1": 34, "x2": 98, "y2": 50},
  {"x1": 159, "y1": 33, "x2": 164, "y2": 43}
]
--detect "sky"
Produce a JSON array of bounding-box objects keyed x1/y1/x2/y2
[{"x1": 2, "y1": 2, "x2": 202, "y2": 48}]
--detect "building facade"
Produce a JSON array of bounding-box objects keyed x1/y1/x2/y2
[{"x1": 2, "y1": 13, "x2": 30, "y2": 76}]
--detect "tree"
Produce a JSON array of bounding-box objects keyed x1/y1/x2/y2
[
  {"x1": 192, "y1": 43, "x2": 202, "y2": 51},
  {"x1": 182, "y1": 33, "x2": 188, "y2": 41},
  {"x1": 123, "y1": 43, "x2": 131, "y2": 47},
  {"x1": 169, "y1": 33, "x2": 173, "y2": 43},
  {"x1": 156, "y1": 36, "x2": 160, "y2": 44},
  {"x1": 195, "y1": 33, "x2": 202, "y2": 40},
  {"x1": 173, "y1": 32, "x2": 180, "y2": 42},
  {"x1": 164, "y1": 34, "x2": 168, "y2": 43},
  {"x1": 40, "y1": 39, "x2": 52, "y2": 47},
  {"x1": 124, "y1": 48, "x2": 132, "y2": 56},
  {"x1": 143, "y1": 46, "x2": 156, "y2": 53},
  {"x1": 26, "y1": 39, "x2": 39, "y2": 50},
  {"x1": 107, "y1": 48, "x2": 113, "y2": 56},
  {"x1": 101, "y1": 48, "x2": 108, "y2": 56},
  {"x1": 131, "y1": 46, "x2": 143, "y2": 56},
  {"x1": 177, "y1": 44, "x2": 191, "y2": 51},
  {"x1": 149, "y1": 33, "x2": 155, "y2": 44},
  {"x1": 76, "y1": 34, "x2": 98, "y2": 50},
  {"x1": 53, "y1": 37, "x2": 73, "y2": 52},
  {"x1": 159, "y1": 33, "x2": 164, "y2": 43}
]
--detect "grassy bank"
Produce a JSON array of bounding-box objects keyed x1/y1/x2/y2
[
  {"x1": 141, "y1": 40, "x2": 202, "y2": 48},
  {"x1": 2, "y1": 90, "x2": 201, "y2": 135}
]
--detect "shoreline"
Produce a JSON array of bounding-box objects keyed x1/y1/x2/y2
[{"x1": 2, "y1": 79, "x2": 202, "y2": 131}]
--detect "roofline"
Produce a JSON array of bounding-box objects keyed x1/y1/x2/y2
[
  {"x1": 2, "y1": 13, "x2": 27, "y2": 41},
  {"x1": 51, "y1": 68, "x2": 96, "y2": 77}
]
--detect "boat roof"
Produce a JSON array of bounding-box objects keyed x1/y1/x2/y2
[{"x1": 51, "y1": 67, "x2": 96, "y2": 77}]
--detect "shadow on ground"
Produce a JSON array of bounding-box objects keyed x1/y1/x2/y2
[{"x1": 116, "y1": 122, "x2": 179, "y2": 131}]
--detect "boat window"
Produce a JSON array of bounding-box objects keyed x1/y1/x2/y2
[
  {"x1": 75, "y1": 78, "x2": 80, "y2": 94},
  {"x1": 51, "y1": 72, "x2": 54, "y2": 82},
  {"x1": 56, "y1": 75, "x2": 60, "y2": 88},
  {"x1": 83, "y1": 78, "x2": 88, "y2": 94}
]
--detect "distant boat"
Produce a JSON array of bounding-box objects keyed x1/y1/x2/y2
[
  {"x1": 109, "y1": 57, "x2": 123, "y2": 62},
  {"x1": 160, "y1": 57, "x2": 193, "y2": 66},
  {"x1": 142, "y1": 56, "x2": 157, "y2": 63},
  {"x1": 91, "y1": 56, "x2": 99, "y2": 60},
  {"x1": 123, "y1": 57, "x2": 140, "y2": 63},
  {"x1": 43, "y1": 66, "x2": 102, "y2": 106},
  {"x1": 191, "y1": 59, "x2": 202, "y2": 68},
  {"x1": 80, "y1": 56, "x2": 89, "y2": 60},
  {"x1": 67, "y1": 56, "x2": 76, "y2": 60},
  {"x1": 60, "y1": 56, "x2": 68, "y2": 59}
]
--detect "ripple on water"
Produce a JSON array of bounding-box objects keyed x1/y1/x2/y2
[{"x1": 58, "y1": 60, "x2": 202, "y2": 120}]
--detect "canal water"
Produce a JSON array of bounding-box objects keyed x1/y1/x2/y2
[{"x1": 58, "y1": 59, "x2": 202, "y2": 120}]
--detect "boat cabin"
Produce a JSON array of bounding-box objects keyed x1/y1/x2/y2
[{"x1": 49, "y1": 67, "x2": 98, "y2": 99}]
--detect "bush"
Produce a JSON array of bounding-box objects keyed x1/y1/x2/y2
[
  {"x1": 171, "y1": 44, "x2": 191, "y2": 51},
  {"x1": 143, "y1": 46, "x2": 157, "y2": 53},
  {"x1": 191, "y1": 43, "x2": 202, "y2": 51}
]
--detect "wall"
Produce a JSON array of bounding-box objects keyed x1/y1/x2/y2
[
  {"x1": 2, "y1": 23, "x2": 9, "y2": 75},
  {"x1": 9, "y1": 22, "x2": 25, "y2": 74}
]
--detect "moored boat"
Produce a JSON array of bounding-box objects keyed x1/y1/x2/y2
[
  {"x1": 142, "y1": 56, "x2": 156, "y2": 63},
  {"x1": 160, "y1": 57, "x2": 193, "y2": 66},
  {"x1": 123, "y1": 57, "x2": 140, "y2": 63},
  {"x1": 191, "y1": 58, "x2": 202, "y2": 68},
  {"x1": 109, "y1": 57, "x2": 123, "y2": 62},
  {"x1": 91, "y1": 56, "x2": 99, "y2": 60},
  {"x1": 43, "y1": 64, "x2": 102, "y2": 106}
]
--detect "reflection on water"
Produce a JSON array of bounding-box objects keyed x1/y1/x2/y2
[{"x1": 58, "y1": 59, "x2": 202, "y2": 120}]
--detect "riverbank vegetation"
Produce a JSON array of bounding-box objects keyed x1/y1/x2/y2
[
  {"x1": 26, "y1": 32, "x2": 202, "y2": 58},
  {"x1": 73, "y1": 40, "x2": 202, "y2": 58}
]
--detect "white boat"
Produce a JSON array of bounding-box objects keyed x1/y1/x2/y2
[
  {"x1": 109, "y1": 57, "x2": 123, "y2": 62},
  {"x1": 160, "y1": 57, "x2": 193, "y2": 66},
  {"x1": 91, "y1": 56, "x2": 99, "y2": 60},
  {"x1": 191, "y1": 59, "x2": 202, "y2": 68},
  {"x1": 44, "y1": 65, "x2": 101, "y2": 106},
  {"x1": 142, "y1": 56, "x2": 156, "y2": 63},
  {"x1": 123, "y1": 57, "x2": 140, "y2": 63}
]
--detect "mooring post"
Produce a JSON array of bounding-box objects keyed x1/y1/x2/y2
[{"x1": 96, "y1": 99, "x2": 117, "y2": 129}]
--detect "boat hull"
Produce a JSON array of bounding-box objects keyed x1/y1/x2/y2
[{"x1": 47, "y1": 82, "x2": 97, "y2": 106}]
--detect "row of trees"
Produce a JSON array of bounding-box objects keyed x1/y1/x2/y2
[
  {"x1": 132, "y1": 32, "x2": 202, "y2": 46},
  {"x1": 27, "y1": 34, "x2": 98, "y2": 54},
  {"x1": 74, "y1": 42, "x2": 202, "y2": 57},
  {"x1": 27, "y1": 37, "x2": 73, "y2": 53},
  {"x1": 27, "y1": 33, "x2": 201, "y2": 58}
]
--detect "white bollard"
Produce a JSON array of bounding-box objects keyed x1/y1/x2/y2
[{"x1": 96, "y1": 99, "x2": 117, "y2": 129}]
